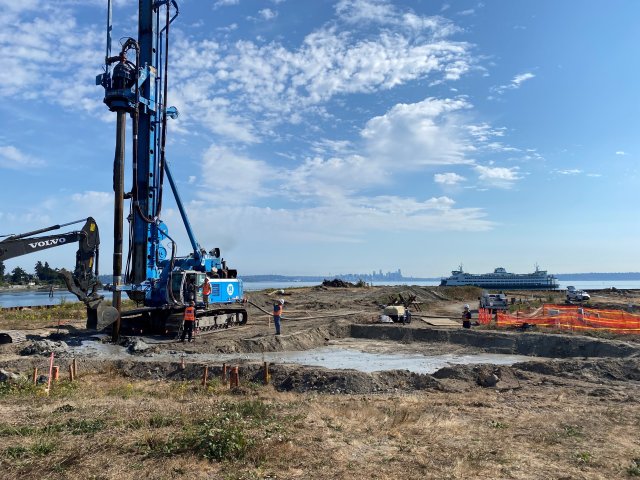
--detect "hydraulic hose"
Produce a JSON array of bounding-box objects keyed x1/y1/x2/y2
[{"x1": 156, "y1": 1, "x2": 171, "y2": 217}]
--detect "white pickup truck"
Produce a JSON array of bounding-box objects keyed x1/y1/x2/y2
[
  {"x1": 479, "y1": 292, "x2": 509, "y2": 312},
  {"x1": 566, "y1": 286, "x2": 590, "y2": 302}
]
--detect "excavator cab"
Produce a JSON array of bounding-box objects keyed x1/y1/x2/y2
[{"x1": 169, "y1": 270, "x2": 206, "y2": 304}]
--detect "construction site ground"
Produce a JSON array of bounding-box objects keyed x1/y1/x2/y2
[{"x1": 1, "y1": 285, "x2": 639, "y2": 479}]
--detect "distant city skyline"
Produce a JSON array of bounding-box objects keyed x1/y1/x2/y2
[
  {"x1": 3, "y1": 258, "x2": 640, "y2": 286},
  {"x1": 0, "y1": 1, "x2": 638, "y2": 277}
]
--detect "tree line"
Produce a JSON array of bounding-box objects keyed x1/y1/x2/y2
[{"x1": 0, "y1": 260, "x2": 64, "y2": 285}]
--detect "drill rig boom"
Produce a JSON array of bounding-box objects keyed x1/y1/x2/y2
[{"x1": 97, "y1": 0, "x2": 246, "y2": 336}]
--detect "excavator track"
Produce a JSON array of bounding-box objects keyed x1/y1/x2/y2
[{"x1": 118, "y1": 306, "x2": 248, "y2": 337}]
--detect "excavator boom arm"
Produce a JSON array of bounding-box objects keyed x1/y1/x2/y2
[
  {"x1": 0, "y1": 218, "x2": 104, "y2": 328},
  {"x1": 0, "y1": 231, "x2": 82, "y2": 261}
]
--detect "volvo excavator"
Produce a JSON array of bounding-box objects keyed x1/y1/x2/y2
[{"x1": 0, "y1": 218, "x2": 109, "y2": 328}]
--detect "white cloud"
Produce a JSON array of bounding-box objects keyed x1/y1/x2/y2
[
  {"x1": 554, "y1": 169, "x2": 601, "y2": 178},
  {"x1": 217, "y1": 23, "x2": 238, "y2": 32},
  {"x1": 457, "y1": 2, "x2": 484, "y2": 16},
  {"x1": 182, "y1": 192, "x2": 493, "y2": 250},
  {"x1": 0, "y1": 5, "x2": 104, "y2": 115},
  {"x1": 289, "y1": 97, "x2": 521, "y2": 192},
  {"x1": 214, "y1": 0, "x2": 239, "y2": 8},
  {"x1": 311, "y1": 139, "x2": 353, "y2": 156},
  {"x1": 335, "y1": 0, "x2": 396, "y2": 24},
  {"x1": 491, "y1": 72, "x2": 536, "y2": 95},
  {"x1": 0, "y1": 1, "x2": 474, "y2": 143},
  {"x1": 0, "y1": 0, "x2": 39, "y2": 12},
  {"x1": 164, "y1": 3, "x2": 472, "y2": 143},
  {"x1": 361, "y1": 97, "x2": 474, "y2": 168},
  {"x1": 615, "y1": 151, "x2": 627, "y2": 156},
  {"x1": 258, "y1": 8, "x2": 278, "y2": 20},
  {"x1": 434, "y1": 172, "x2": 466, "y2": 185},
  {"x1": 169, "y1": 84, "x2": 257, "y2": 143},
  {"x1": 467, "y1": 123, "x2": 505, "y2": 142},
  {"x1": 0, "y1": 145, "x2": 44, "y2": 169},
  {"x1": 335, "y1": 0, "x2": 460, "y2": 38},
  {"x1": 287, "y1": 154, "x2": 382, "y2": 199},
  {"x1": 474, "y1": 165, "x2": 521, "y2": 188},
  {"x1": 70, "y1": 191, "x2": 111, "y2": 207},
  {"x1": 513, "y1": 72, "x2": 535, "y2": 86},
  {"x1": 197, "y1": 145, "x2": 273, "y2": 204}
]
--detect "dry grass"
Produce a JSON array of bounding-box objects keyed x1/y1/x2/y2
[
  {"x1": 0, "y1": 369, "x2": 639, "y2": 479},
  {"x1": 436, "y1": 286, "x2": 484, "y2": 301},
  {"x1": 0, "y1": 302, "x2": 88, "y2": 330},
  {"x1": 0, "y1": 300, "x2": 137, "y2": 331}
]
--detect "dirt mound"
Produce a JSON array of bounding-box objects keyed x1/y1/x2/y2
[
  {"x1": 19, "y1": 339, "x2": 70, "y2": 356},
  {"x1": 322, "y1": 278, "x2": 356, "y2": 288},
  {"x1": 433, "y1": 364, "x2": 521, "y2": 390},
  {"x1": 88, "y1": 361, "x2": 446, "y2": 394},
  {"x1": 515, "y1": 357, "x2": 640, "y2": 383},
  {"x1": 270, "y1": 365, "x2": 442, "y2": 394}
]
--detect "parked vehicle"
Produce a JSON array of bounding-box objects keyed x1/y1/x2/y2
[
  {"x1": 382, "y1": 305, "x2": 412, "y2": 324},
  {"x1": 566, "y1": 286, "x2": 590, "y2": 302},
  {"x1": 479, "y1": 292, "x2": 508, "y2": 312}
]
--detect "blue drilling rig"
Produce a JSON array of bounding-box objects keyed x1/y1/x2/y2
[{"x1": 96, "y1": 0, "x2": 247, "y2": 338}]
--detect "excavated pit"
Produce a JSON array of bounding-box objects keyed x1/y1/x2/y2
[{"x1": 3, "y1": 321, "x2": 640, "y2": 394}]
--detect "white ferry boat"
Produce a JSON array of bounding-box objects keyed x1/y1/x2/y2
[{"x1": 440, "y1": 265, "x2": 559, "y2": 289}]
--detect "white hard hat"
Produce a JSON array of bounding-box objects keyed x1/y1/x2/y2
[
  {"x1": 279, "y1": 299, "x2": 285, "y2": 305},
  {"x1": 464, "y1": 304, "x2": 469, "y2": 309}
]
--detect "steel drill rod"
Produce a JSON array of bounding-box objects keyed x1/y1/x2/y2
[{"x1": 112, "y1": 111, "x2": 126, "y2": 343}]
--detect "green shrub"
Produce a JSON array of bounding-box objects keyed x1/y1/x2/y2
[
  {"x1": 148, "y1": 415, "x2": 175, "y2": 428},
  {"x1": 562, "y1": 424, "x2": 583, "y2": 438},
  {"x1": 628, "y1": 458, "x2": 640, "y2": 477},
  {"x1": 3, "y1": 440, "x2": 56, "y2": 460},
  {"x1": 4, "y1": 446, "x2": 29, "y2": 459},
  {"x1": 236, "y1": 400, "x2": 270, "y2": 421},
  {"x1": 0, "y1": 424, "x2": 37, "y2": 437},
  {"x1": 30, "y1": 440, "x2": 56, "y2": 456},
  {"x1": 0, "y1": 379, "x2": 39, "y2": 398},
  {"x1": 65, "y1": 418, "x2": 105, "y2": 435},
  {"x1": 194, "y1": 412, "x2": 250, "y2": 461}
]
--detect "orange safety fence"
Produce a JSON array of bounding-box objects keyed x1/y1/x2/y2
[
  {"x1": 542, "y1": 304, "x2": 640, "y2": 320},
  {"x1": 477, "y1": 308, "x2": 493, "y2": 325},
  {"x1": 496, "y1": 304, "x2": 640, "y2": 333}
]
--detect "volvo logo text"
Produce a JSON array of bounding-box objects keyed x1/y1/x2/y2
[{"x1": 28, "y1": 238, "x2": 67, "y2": 249}]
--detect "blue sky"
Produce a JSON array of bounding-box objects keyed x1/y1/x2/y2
[{"x1": 0, "y1": 0, "x2": 638, "y2": 277}]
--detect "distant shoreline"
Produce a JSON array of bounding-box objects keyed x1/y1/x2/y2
[
  {"x1": 240, "y1": 273, "x2": 640, "y2": 283},
  {"x1": 0, "y1": 286, "x2": 65, "y2": 293}
]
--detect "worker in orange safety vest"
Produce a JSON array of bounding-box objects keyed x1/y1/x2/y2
[
  {"x1": 200, "y1": 277, "x2": 212, "y2": 309},
  {"x1": 181, "y1": 301, "x2": 196, "y2": 342},
  {"x1": 273, "y1": 299, "x2": 284, "y2": 335}
]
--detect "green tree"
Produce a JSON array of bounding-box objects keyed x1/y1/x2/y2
[
  {"x1": 35, "y1": 260, "x2": 44, "y2": 280},
  {"x1": 11, "y1": 267, "x2": 28, "y2": 284},
  {"x1": 34, "y1": 260, "x2": 59, "y2": 283},
  {"x1": 0, "y1": 260, "x2": 5, "y2": 278}
]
